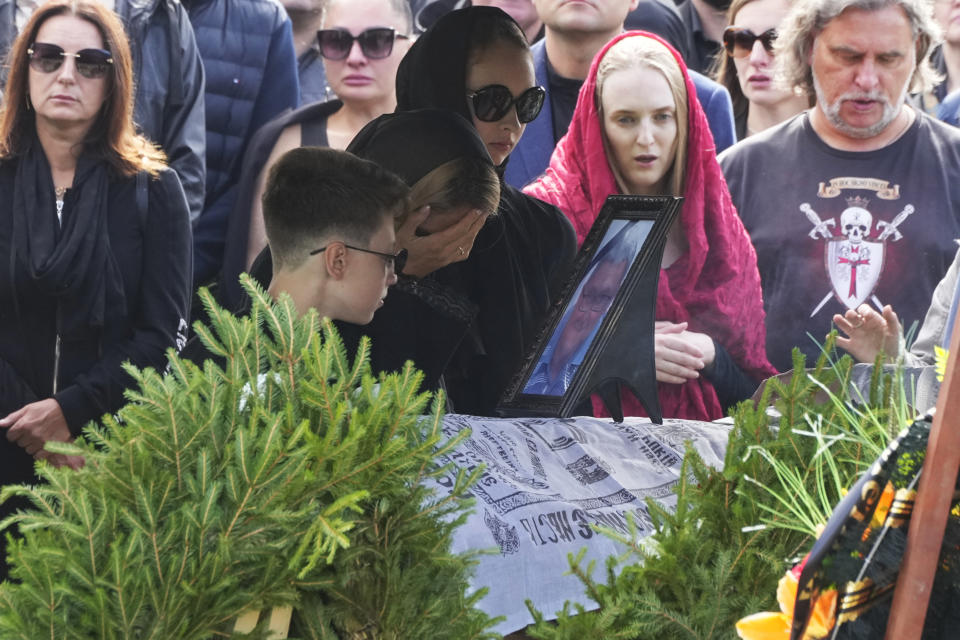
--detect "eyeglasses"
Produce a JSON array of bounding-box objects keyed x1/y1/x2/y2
[
  {"x1": 310, "y1": 243, "x2": 408, "y2": 274},
  {"x1": 316, "y1": 27, "x2": 409, "y2": 61},
  {"x1": 722, "y1": 27, "x2": 778, "y2": 58},
  {"x1": 466, "y1": 85, "x2": 546, "y2": 124},
  {"x1": 27, "y1": 42, "x2": 113, "y2": 79},
  {"x1": 577, "y1": 292, "x2": 613, "y2": 313}
]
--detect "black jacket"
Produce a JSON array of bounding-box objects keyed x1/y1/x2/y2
[
  {"x1": 184, "y1": 0, "x2": 300, "y2": 285},
  {"x1": 379, "y1": 184, "x2": 577, "y2": 415},
  {"x1": 0, "y1": 163, "x2": 192, "y2": 479}
]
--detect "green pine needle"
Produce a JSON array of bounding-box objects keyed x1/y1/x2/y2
[{"x1": 0, "y1": 275, "x2": 495, "y2": 640}]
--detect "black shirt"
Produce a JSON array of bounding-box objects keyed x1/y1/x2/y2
[
  {"x1": 677, "y1": 0, "x2": 721, "y2": 74},
  {"x1": 625, "y1": 0, "x2": 691, "y2": 63},
  {"x1": 721, "y1": 113, "x2": 960, "y2": 371},
  {"x1": 546, "y1": 59, "x2": 583, "y2": 143}
]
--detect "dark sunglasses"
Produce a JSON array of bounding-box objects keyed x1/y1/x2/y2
[
  {"x1": 466, "y1": 85, "x2": 546, "y2": 124},
  {"x1": 27, "y1": 42, "x2": 113, "y2": 79},
  {"x1": 310, "y1": 244, "x2": 407, "y2": 274},
  {"x1": 722, "y1": 27, "x2": 778, "y2": 58},
  {"x1": 316, "y1": 27, "x2": 409, "y2": 61}
]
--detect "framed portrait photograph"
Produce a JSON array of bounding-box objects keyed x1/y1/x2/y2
[{"x1": 496, "y1": 195, "x2": 682, "y2": 422}]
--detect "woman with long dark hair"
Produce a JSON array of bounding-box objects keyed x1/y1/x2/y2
[{"x1": 0, "y1": 0, "x2": 191, "y2": 569}]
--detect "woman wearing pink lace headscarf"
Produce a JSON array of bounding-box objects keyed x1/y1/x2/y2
[{"x1": 525, "y1": 31, "x2": 776, "y2": 421}]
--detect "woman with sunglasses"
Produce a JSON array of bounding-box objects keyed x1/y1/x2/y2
[
  {"x1": 711, "y1": 0, "x2": 809, "y2": 140},
  {"x1": 0, "y1": 0, "x2": 190, "y2": 568},
  {"x1": 393, "y1": 6, "x2": 577, "y2": 415},
  {"x1": 217, "y1": 0, "x2": 414, "y2": 311},
  {"x1": 226, "y1": 109, "x2": 501, "y2": 394},
  {"x1": 526, "y1": 32, "x2": 776, "y2": 421},
  {"x1": 315, "y1": 0, "x2": 413, "y2": 150},
  {"x1": 336, "y1": 109, "x2": 502, "y2": 393}
]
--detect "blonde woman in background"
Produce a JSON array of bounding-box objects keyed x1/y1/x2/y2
[
  {"x1": 218, "y1": 0, "x2": 415, "y2": 310},
  {"x1": 526, "y1": 32, "x2": 776, "y2": 420}
]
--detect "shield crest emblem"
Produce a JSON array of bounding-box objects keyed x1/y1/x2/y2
[{"x1": 825, "y1": 239, "x2": 885, "y2": 310}]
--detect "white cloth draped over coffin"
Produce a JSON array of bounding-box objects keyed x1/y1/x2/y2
[{"x1": 424, "y1": 415, "x2": 732, "y2": 634}]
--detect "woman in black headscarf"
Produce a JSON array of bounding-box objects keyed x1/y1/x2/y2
[
  {"x1": 221, "y1": 108, "x2": 503, "y2": 393},
  {"x1": 392, "y1": 6, "x2": 577, "y2": 415},
  {"x1": 343, "y1": 109, "x2": 502, "y2": 388},
  {"x1": 0, "y1": 0, "x2": 191, "y2": 569}
]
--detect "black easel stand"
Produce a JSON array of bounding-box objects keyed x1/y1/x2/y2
[{"x1": 566, "y1": 243, "x2": 665, "y2": 424}]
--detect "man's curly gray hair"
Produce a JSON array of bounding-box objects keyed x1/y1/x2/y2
[{"x1": 775, "y1": 0, "x2": 942, "y2": 96}]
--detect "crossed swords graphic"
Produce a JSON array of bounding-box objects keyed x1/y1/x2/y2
[{"x1": 800, "y1": 203, "x2": 915, "y2": 317}]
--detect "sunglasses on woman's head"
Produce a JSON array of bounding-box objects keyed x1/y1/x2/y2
[
  {"x1": 316, "y1": 27, "x2": 409, "y2": 61},
  {"x1": 466, "y1": 85, "x2": 546, "y2": 124},
  {"x1": 27, "y1": 42, "x2": 113, "y2": 79},
  {"x1": 722, "y1": 27, "x2": 778, "y2": 58}
]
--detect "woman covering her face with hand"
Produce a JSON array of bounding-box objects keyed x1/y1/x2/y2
[
  {"x1": 526, "y1": 31, "x2": 776, "y2": 421},
  {"x1": 236, "y1": 109, "x2": 502, "y2": 395},
  {"x1": 393, "y1": 6, "x2": 577, "y2": 416},
  {"x1": 339, "y1": 108, "x2": 503, "y2": 394}
]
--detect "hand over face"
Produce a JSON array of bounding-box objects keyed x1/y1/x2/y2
[{"x1": 395, "y1": 205, "x2": 489, "y2": 278}]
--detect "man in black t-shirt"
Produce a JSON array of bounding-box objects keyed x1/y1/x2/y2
[{"x1": 720, "y1": 0, "x2": 960, "y2": 372}]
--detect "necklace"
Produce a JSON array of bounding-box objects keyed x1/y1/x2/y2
[{"x1": 55, "y1": 186, "x2": 67, "y2": 224}]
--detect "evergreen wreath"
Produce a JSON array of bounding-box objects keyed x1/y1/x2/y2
[
  {"x1": 523, "y1": 340, "x2": 908, "y2": 640},
  {"x1": 0, "y1": 276, "x2": 497, "y2": 640}
]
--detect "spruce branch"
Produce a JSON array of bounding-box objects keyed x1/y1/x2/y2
[
  {"x1": 0, "y1": 277, "x2": 494, "y2": 639},
  {"x1": 525, "y1": 347, "x2": 905, "y2": 640}
]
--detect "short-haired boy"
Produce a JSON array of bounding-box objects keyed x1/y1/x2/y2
[{"x1": 262, "y1": 146, "x2": 409, "y2": 324}]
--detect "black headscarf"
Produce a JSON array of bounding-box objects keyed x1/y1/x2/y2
[
  {"x1": 392, "y1": 7, "x2": 578, "y2": 416},
  {"x1": 9, "y1": 137, "x2": 125, "y2": 339},
  {"x1": 346, "y1": 109, "x2": 492, "y2": 186},
  {"x1": 395, "y1": 7, "x2": 525, "y2": 145}
]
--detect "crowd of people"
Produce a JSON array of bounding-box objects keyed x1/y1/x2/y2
[{"x1": 2, "y1": 0, "x2": 960, "y2": 573}]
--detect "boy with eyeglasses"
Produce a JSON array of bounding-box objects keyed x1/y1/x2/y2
[
  {"x1": 181, "y1": 146, "x2": 407, "y2": 367},
  {"x1": 261, "y1": 146, "x2": 408, "y2": 324}
]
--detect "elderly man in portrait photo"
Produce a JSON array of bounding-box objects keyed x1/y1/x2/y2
[
  {"x1": 523, "y1": 248, "x2": 630, "y2": 396},
  {"x1": 523, "y1": 220, "x2": 648, "y2": 396},
  {"x1": 720, "y1": 0, "x2": 960, "y2": 372}
]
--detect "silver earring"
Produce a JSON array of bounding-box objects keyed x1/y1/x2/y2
[{"x1": 25, "y1": 93, "x2": 31, "y2": 111}]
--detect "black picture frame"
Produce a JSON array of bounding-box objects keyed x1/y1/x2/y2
[{"x1": 496, "y1": 195, "x2": 682, "y2": 423}]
